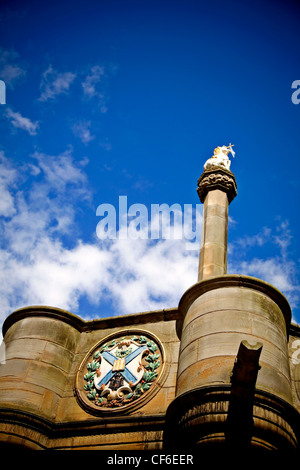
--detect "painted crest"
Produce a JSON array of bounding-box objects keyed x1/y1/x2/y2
[{"x1": 80, "y1": 332, "x2": 163, "y2": 410}]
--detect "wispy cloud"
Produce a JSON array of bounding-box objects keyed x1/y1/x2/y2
[
  {"x1": 273, "y1": 219, "x2": 293, "y2": 257},
  {"x1": 230, "y1": 226, "x2": 272, "y2": 251},
  {"x1": 31, "y1": 149, "x2": 90, "y2": 197},
  {"x1": 39, "y1": 65, "x2": 76, "y2": 101},
  {"x1": 82, "y1": 65, "x2": 109, "y2": 112},
  {"x1": 228, "y1": 221, "x2": 300, "y2": 317},
  {"x1": 0, "y1": 150, "x2": 91, "y2": 261},
  {"x1": 72, "y1": 120, "x2": 95, "y2": 144},
  {"x1": 6, "y1": 107, "x2": 39, "y2": 135},
  {"x1": 82, "y1": 65, "x2": 104, "y2": 97},
  {"x1": 0, "y1": 152, "x2": 18, "y2": 217},
  {"x1": 0, "y1": 47, "x2": 26, "y2": 88}
]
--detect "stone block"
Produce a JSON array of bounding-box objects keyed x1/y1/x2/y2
[{"x1": 25, "y1": 361, "x2": 67, "y2": 396}]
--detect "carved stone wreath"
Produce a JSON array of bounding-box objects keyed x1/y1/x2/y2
[{"x1": 77, "y1": 331, "x2": 164, "y2": 411}]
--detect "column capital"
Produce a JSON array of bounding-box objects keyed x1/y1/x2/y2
[{"x1": 197, "y1": 167, "x2": 237, "y2": 204}]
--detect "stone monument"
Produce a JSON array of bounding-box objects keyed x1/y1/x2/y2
[{"x1": 0, "y1": 144, "x2": 299, "y2": 451}]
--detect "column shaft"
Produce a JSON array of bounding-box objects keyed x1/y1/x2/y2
[
  {"x1": 198, "y1": 189, "x2": 229, "y2": 281},
  {"x1": 196, "y1": 167, "x2": 237, "y2": 281}
]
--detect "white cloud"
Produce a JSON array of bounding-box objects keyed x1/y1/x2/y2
[
  {"x1": 273, "y1": 220, "x2": 293, "y2": 257},
  {"x1": 39, "y1": 65, "x2": 76, "y2": 101},
  {"x1": 82, "y1": 65, "x2": 108, "y2": 112},
  {"x1": 1, "y1": 150, "x2": 90, "y2": 256},
  {"x1": 0, "y1": 153, "x2": 199, "y2": 329},
  {"x1": 0, "y1": 64, "x2": 25, "y2": 86},
  {"x1": 72, "y1": 120, "x2": 95, "y2": 144},
  {"x1": 31, "y1": 149, "x2": 89, "y2": 195},
  {"x1": 9, "y1": 239, "x2": 111, "y2": 311},
  {"x1": 82, "y1": 65, "x2": 104, "y2": 98},
  {"x1": 0, "y1": 152, "x2": 18, "y2": 217},
  {"x1": 6, "y1": 107, "x2": 39, "y2": 135},
  {"x1": 228, "y1": 226, "x2": 272, "y2": 252},
  {"x1": 230, "y1": 256, "x2": 300, "y2": 315},
  {"x1": 101, "y1": 236, "x2": 198, "y2": 314},
  {"x1": 0, "y1": 47, "x2": 26, "y2": 88},
  {"x1": 228, "y1": 222, "x2": 300, "y2": 317}
]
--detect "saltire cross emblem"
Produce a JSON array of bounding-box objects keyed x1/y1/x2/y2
[
  {"x1": 82, "y1": 333, "x2": 162, "y2": 409},
  {"x1": 96, "y1": 344, "x2": 148, "y2": 389}
]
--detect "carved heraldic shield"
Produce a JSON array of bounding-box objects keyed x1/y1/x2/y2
[{"x1": 77, "y1": 331, "x2": 164, "y2": 411}]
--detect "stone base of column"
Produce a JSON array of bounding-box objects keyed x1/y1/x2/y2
[{"x1": 163, "y1": 386, "x2": 300, "y2": 451}]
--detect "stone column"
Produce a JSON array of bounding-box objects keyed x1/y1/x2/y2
[
  {"x1": 164, "y1": 161, "x2": 299, "y2": 451},
  {"x1": 197, "y1": 167, "x2": 237, "y2": 281}
]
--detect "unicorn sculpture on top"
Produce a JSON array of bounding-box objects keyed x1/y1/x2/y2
[{"x1": 204, "y1": 143, "x2": 235, "y2": 171}]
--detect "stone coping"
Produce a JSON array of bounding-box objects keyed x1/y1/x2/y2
[
  {"x1": 2, "y1": 305, "x2": 180, "y2": 338},
  {"x1": 178, "y1": 274, "x2": 292, "y2": 336}
]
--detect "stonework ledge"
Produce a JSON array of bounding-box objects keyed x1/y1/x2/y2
[
  {"x1": 2, "y1": 305, "x2": 180, "y2": 338},
  {"x1": 197, "y1": 167, "x2": 237, "y2": 203},
  {"x1": 0, "y1": 407, "x2": 166, "y2": 450}
]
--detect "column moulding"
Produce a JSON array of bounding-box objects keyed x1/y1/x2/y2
[{"x1": 197, "y1": 166, "x2": 237, "y2": 204}]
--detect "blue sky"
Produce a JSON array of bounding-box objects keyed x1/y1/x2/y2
[{"x1": 0, "y1": 0, "x2": 300, "y2": 330}]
